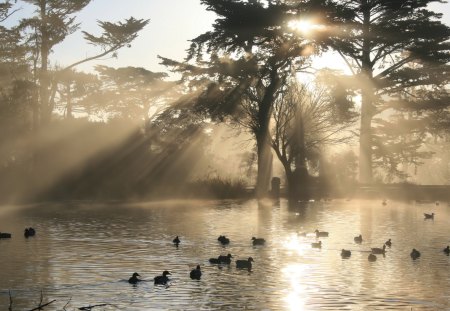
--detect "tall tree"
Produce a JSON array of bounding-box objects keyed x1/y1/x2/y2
[
  {"x1": 327, "y1": 0, "x2": 450, "y2": 183},
  {"x1": 18, "y1": 0, "x2": 149, "y2": 125},
  {"x1": 161, "y1": 0, "x2": 341, "y2": 197},
  {"x1": 271, "y1": 79, "x2": 356, "y2": 200}
]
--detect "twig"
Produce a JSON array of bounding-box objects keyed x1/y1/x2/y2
[
  {"x1": 8, "y1": 290, "x2": 13, "y2": 311},
  {"x1": 78, "y1": 303, "x2": 109, "y2": 310},
  {"x1": 63, "y1": 297, "x2": 72, "y2": 311},
  {"x1": 27, "y1": 299, "x2": 56, "y2": 311}
]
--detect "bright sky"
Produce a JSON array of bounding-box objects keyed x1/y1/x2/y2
[{"x1": 5, "y1": 0, "x2": 450, "y2": 75}]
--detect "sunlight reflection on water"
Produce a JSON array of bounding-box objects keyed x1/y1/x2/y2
[{"x1": 0, "y1": 199, "x2": 449, "y2": 310}]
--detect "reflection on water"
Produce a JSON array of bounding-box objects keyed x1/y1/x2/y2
[{"x1": 0, "y1": 199, "x2": 449, "y2": 310}]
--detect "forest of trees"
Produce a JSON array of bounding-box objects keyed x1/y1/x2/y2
[{"x1": 0, "y1": 0, "x2": 449, "y2": 204}]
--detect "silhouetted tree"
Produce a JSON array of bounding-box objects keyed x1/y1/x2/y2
[
  {"x1": 92, "y1": 65, "x2": 173, "y2": 128},
  {"x1": 160, "y1": 0, "x2": 343, "y2": 197},
  {"x1": 18, "y1": 0, "x2": 149, "y2": 125},
  {"x1": 271, "y1": 80, "x2": 356, "y2": 200},
  {"x1": 327, "y1": 0, "x2": 450, "y2": 183}
]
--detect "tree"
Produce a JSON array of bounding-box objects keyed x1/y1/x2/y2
[
  {"x1": 271, "y1": 79, "x2": 356, "y2": 200},
  {"x1": 92, "y1": 65, "x2": 173, "y2": 128},
  {"x1": 18, "y1": 0, "x2": 149, "y2": 125},
  {"x1": 160, "y1": 0, "x2": 341, "y2": 197},
  {"x1": 327, "y1": 0, "x2": 450, "y2": 183}
]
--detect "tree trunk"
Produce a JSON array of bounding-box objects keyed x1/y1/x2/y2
[
  {"x1": 359, "y1": 0, "x2": 374, "y2": 184},
  {"x1": 255, "y1": 130, "x2": 272, "y2": 198},
  {"x1": 254, "y1": 67, "x2": 280, "y2": 198},
  {"x1": 38, "y1": 1, "x2": 52, "y2": 124}
]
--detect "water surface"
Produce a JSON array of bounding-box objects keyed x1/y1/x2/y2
[{"x1": 0, "y1": 199, "x2": 449, "y2": 310}]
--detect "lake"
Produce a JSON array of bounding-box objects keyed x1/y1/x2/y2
[{"x1": 1, "y1": 199, "x2": 449, "y2": 310}]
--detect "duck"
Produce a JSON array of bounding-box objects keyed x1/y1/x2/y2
[
  {"x1": 209, "y1": 253, "x2": 233, "y2": 264},
  {"x1": 354, "y1": 235, "x2": 363, "y2": 243},
  {"x1": 341, "y1": 249, "x2": 351, "y2": 258},
  {"x1": 173, "y1": 236, "x2": 180, "y2": 246},
  {"x1": 0, "y1": 232, "x2": 12, "y2": 239},
  {"x1": 315, "y1": 229, "x2": 329, "y2": 237},
  {"x1": 410, "y1": 248, "x2": 421, "y2": 260},
  {"x1": 385, "y1": 239, "x2": 392, "y2": 247},
  {"x1": 24, "y1": 228, "x2": 36, "y2": 238},
  {"x1": 154, "y1": 271, "x2": 171, "y2": 285},
  {"x1": 128, "y1": 272, "x2": 141, "y2": 284},
  {"x1": 236, "y1": 257, "x2": 254, "y2": 270},
  {"x1": 371, "y1": 244, "x2": 386, "y2": 254},
  {"x1": 311, "y1": 241, "x2": 322, "y2": 248},
  {"x1": 368, "y1": 254, "x2": 377, "y2": 262},
  {"x1": 218, "y1": 235, "x2": 230, "y2": 245},
  {"x1": 190, "y1": 265, "x2": 202, "y2": 280},
  {"x1": 424, "y1": 213, "x2": 434, "y2": 219},
  {"x1": 443, "y1": 246, "x2": 450, "y2": 255},
  {"x1": 252, "y1": 237, "x2": 266, "y2": 245}
]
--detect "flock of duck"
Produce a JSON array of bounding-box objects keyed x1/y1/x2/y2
[
  {"x1": 128, "y1": 235, "x2": 266, "y2": 285},
  {"x1": 131, "y1": 200, "x2": 450, "y2": 286}
]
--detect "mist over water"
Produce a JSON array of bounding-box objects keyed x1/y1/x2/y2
[{"x1": 1, "y1": 199, "x2": 449, "y2": 310}]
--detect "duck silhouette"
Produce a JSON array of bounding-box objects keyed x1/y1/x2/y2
[
  {"x1": 190, "y1": 265, "x2": 202, "y2": 280},
  {"x1": 252, "y1": 237, "x2": 266, "y2": 245},
  {"x1": 0, "y1": 232, "x2": 11, "y2": 239},
  {"x1": 311, "y1": 241, "x2": 322, "y2": 248},
  {"x1": 128, "y1": 272, "x2": 141, "y2": 284},
  {"x1": 218, "y1": 235, "x2": 230, "y2": 245},
  {"x1": 443, "y1": 246, "x2": 450, "y2": 255},
  {"x1": 173, "y1": 236, "x2": 180, "y2": 246},
  {"x1": 154, "y1": 271, "x2": 171, "y2": 285},
  {"x1": 410, "y1": 248, "x2": 421, "y2": 260},
  {"x1": 315, "y1": 230, "x2": 329, "y2": 237},
  {"x1": 424, "y1": 213, "x2": 434, "y2": 220},
  {"x1": 341, "y1": 249, "x2": 351, "y2": 258},
  {"x1": 24, "y1": 228, "x2": 36, "y2": 238},
  {"x1": 371, "y1": 244, "x2": 386, "y2": 254},
  {"x1": 209, "y1": 253, "x2": 233, "y2": 264},
  {"x1": 236, "y1": 257, "x2": 254, "y2": 270},
  {"x1": 354, "y1": 235, "x2": 363, "y2": 243}
]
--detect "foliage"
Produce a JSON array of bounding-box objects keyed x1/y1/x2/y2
[{"x1": 327, "y1": 0, "x2": 450, "y2": 182}]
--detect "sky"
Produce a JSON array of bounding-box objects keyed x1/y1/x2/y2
[{"x1": 5, "y1": 0, "x2": 450, "y2": 76}]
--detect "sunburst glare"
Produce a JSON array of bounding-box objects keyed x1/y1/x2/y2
[{"x1": 288, "y1": 19, "x2": 326, "y2": 34}]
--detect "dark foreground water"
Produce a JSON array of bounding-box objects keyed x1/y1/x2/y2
[{"x1": 1, "y1": 199, "x2": 450, "y2": 310}]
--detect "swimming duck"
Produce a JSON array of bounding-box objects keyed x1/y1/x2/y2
[
  {"x1": 190, "y1": 265, "x2": 202, "y2": 280},
  {"x1": 209, "y1": 253, "x2": 233, "y2": 264},
  {"x1": 218, "y1": 235, "x2": 230, "y2": 245},
  {"x1": 24, "y1": 228, "x2": 36, "y2": 238},
  {"x1": 371, "y1": 244, "x2": 386, "y2": 254},
  {"x1": 0, "y1": 232, "x2": 11, "y2": 239},
  {"x1": 315, "y1": 230, "x2": 329, "y2": 237},
  {"x1": 424, "y1": 213, "x2": 434, "y2": 219},
  {"x1": 236, "y1": 257, "x2": 254, "y2": 270},
  {"x1": 385, "y1": 239, "x2": 392, "y2": 247},
  {"x1": 154, "y1": 271, "x2": 171, "y2": 285},
  {"x1": 341, "y1": 249, "x2": 351, "y2": 258},
  {"x1": 311, "y1": 241, "x2": 322, "y2": 248},
  {"x1": 128, "y1": 272, "x2": 141, "y2": 284},
  {"x1": 173, "y1": 236, "x2": 180, "y2": 246},
  {"x1": 354, "y1": 235, "x2": 363, "y2": 243},
  {"x1": 443, "y1": 246, "x2": 450, "y2": 255},
  {"x1": 368, "y1": 254, "x2": 377, "y2": 262},
  {"x1": 252, "y1": 237, "x2": 266, "y2": 245},
  {"x1": 410, "y1": 248, "x2": 421, "y2": 260}
]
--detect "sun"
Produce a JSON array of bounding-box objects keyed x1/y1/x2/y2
[{"x1": 288, "y1": 19, "x2": 326, "y2": 34}]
